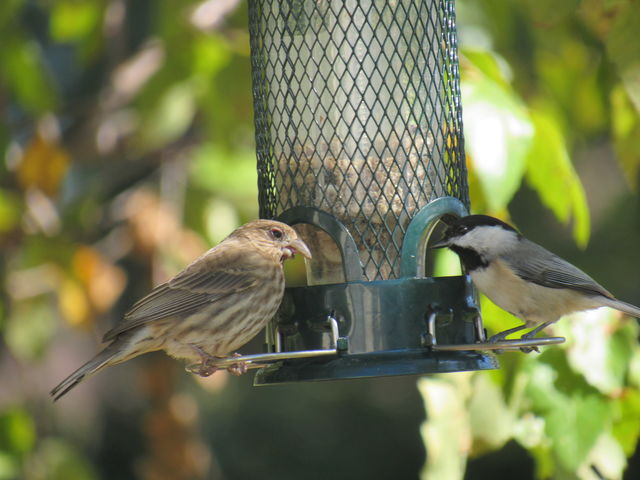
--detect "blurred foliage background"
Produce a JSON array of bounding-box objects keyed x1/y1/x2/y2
[{"x1": 0, "y1": 0, "x2": 639, "y2": 479}]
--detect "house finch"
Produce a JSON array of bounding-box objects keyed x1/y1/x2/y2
[{"x1": 51, "y1": 220, "x2": 311, "y2": 401}]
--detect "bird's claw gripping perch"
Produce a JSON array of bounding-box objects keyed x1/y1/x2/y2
[
  {"x1": 226, "y1": 353, "x2": 249, "y2": 376},
  {"x1": 186, "y1": 349, "x2": 251, "y2": 377},
  {"x1": 487, "y1": 324, "x2": 528, "y2": 344},
  {"x1": 486, "y1": 325, "x2": 540, "y2": 353}
]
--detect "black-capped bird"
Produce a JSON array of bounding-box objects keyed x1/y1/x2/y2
[{"x1": 433, "y1": 215, "x2": 640, "y2": 344}]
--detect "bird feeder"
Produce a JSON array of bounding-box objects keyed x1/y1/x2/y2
[{"x1": 201, "y1": 0, "x2": 560, "y2": 383}]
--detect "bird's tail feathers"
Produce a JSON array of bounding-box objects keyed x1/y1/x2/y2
[
  {"x1": 50, "y1": 337, "x2": 135, "y2": 401},
  {"x1": 601, "y1": 297, "x2": 640, "y2": 319}
]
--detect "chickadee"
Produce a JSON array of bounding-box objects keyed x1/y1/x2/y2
[{"x1": 432, "y1": 215, "x2": 640, "y2": 346}]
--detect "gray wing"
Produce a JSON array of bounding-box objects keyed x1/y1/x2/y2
[
  {"x1": 503, "y1": 239, "x2": 613, "y2": 298},
  {"x1": 102, "y1": 262, "x2": 258, "y2": 341}
]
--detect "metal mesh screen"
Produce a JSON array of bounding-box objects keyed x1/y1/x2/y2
[{"x1": 249, "y1": 0, "x2": 468, "y2": 281}]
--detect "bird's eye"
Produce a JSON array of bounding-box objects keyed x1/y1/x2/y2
[{"x1": 270, "y1": 228, "x2": 284, "y2": 239}]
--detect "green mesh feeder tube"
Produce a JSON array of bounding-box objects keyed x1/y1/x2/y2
[{"x1": 246, "y1": 0, "x2": 498, "y2": 384}]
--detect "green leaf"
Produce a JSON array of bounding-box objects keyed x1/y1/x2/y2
[
  {"x1": 0, "y1": 0, "x2": 23, "y2": 32},
  {"x1": 461, "y1": 53, "x2": 533, "y2": 212},
  {"x1": 50, "y1": 1, "x2": 102, "y2": 42},
  {"x1": 0, "y1": 189, "x2": 20, "y2": 232},
  {"x1": 611, "y1": 84, "x2": 640, "y2": 189},
  {"x1": 0, "y1": 408, "x2": 36, "y2": 455},
  {"x1": 524, "y1": 352, "x2": 613, "y2": 473},
  {"x1": 0, "y1": 36, "x2": 57, "y2": 112},
  {"x1": 525, "y1": 109, "x2": 590, "y2": 247},
  {"x1": 468, "y1": 373, "x2": 513, "y2": 454},
  {"x1": 0, "y1": 452, "x2": 18, "y2": 480},
  {"x1": 5, "y1": 300, "x2": 55, "y2": 361},
  {"x1": 418, "y1": 376, "x2": 471, "y2": 480},
  {"x1": 461, "y1": 49, "x2": 512, "y2": 89},
  {"x1": 607, "y1": 2, "x2": 640, "y2": 113},
  {"x1": 25, "y1": 438, "x2": 96, "y2": 480},
  {"x1": 521, "y1": 0, "x2": 580, "y2": 24},
  {"x1": 189, "y1": 144, "x2": 258, "y2": 204},
  {"x1": 556, "y1": 310, "x2": 636, "y2": 395},
  {"x1": 137, "y1": 82, "x2": 196, "y2": 150},
  {"x1": 545, "y1": 394, "x2": 610, "y2": 472},
  {"x1": 612, "y1": 389, "x2": 640, "y2": 456},
  {"x1": 584, "y1": 433, "x2": 627, "y2": 480}
]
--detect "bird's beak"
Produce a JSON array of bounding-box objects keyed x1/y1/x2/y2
[
  {"x1": 287, "y1": 238, "x2": 312, "y2": 259},
  {"x1": 430, "y1": 237, "x2": 450, "y2": 249}
]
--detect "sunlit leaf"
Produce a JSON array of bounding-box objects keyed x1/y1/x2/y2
[
  {"x1": 528, "y1": 443, "x2": 555, "y2": 480},
  {"x1": 59, "y1": 277, "x2": 91, "y2": 328},
  {"x1": 582, "y1": 433, "x2": 627, "y2": 480},
  {"x1": 17, "y1": 134, "x2": 70, "y2": 197},
  {"x1": 0, "y1": 37, "x2": 57, "y2": 112},
  {"x1": 5, "y1": 300, "x2": 55, "y2": 361},
  {"x1": 191, "y1": 34, "x2": 232, "y2": 77},
  {"x1": 525, "y1": 109, "x2": 590, "y2": 247},
  {"x1": 468, "y1": 373, "x2": 513, "y2": 454},
  {"x1": 612, "y1": 389, "x2": 640, "y2": 456},
  {"x1": 204, "y1": 198, "x2": 239, "y2": 244},
  {"x1": 431, "y1": 248, "x2": 462, "y2": 277},
  {"x1": 137, "y1": 82, "x2": 196, "y2": 150},
  {"x1": 557, "y1": 310, "x2": 636, "y2": 395},
  {"x1": 545, "y1": 394, "x2": 610, "y2": 472},
  {"x1": 72, "y1": 246, "x2": 126, "y2": 315},
  {"x1": 0, "y1": 452, "x2": 18, "y2": 480},
  {"x1": 461, "y1": 51, "x2": 533, "y2": 212},
  {"x1": 50, "y1": 1, "x2": 102, "y2": 42},
  {"x1": 461, "y1": 49, "x2": 511, "y2": 89},
  {"x1": 524, "y1": 352, "x2": 612, "y2": 473},
  {"x1": 0, "y1": 189, "x2": 20, "y2": 232},
  {"x1": 0, "y1": 408, "x2": 36, "y2": 454},
  {"x1": 607, "y1": 2, "x2": 640, "y2": 113},
  {"x1": 25, "y1": 438, "x2": 96, "y2": 480},
  {"x1": 189, "y1": 143, "x2": 258, "y2": 206},
  {"x1": 418, "y1": 375, "x2": 472, "y2": 480},
  {"x1": 479, "y1": 294, "x2": 522, "y2": 338}
]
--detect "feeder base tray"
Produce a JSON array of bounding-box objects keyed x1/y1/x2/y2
[{"x1": 252, "y1": 349, "x2": 497, "y2": 385}]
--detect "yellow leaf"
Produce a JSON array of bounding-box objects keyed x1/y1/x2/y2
[
  {"x1": 73, "y1": 246, "x2": 126, "y2": 314},
  {"x1": 59, "y1": 278, "x2": 90, "y2": 328},
  {"x1": 16, "y1": 134, "x2": 69, "y2": 196}
]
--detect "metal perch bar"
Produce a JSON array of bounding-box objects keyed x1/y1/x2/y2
[
  {"x1": 431, "y1": 336, "x2": 565, "y2": 352},
  {"x1": 202, "y1": 315, "x2": 341, "y2": 372},
  {"x1": 202, "y1": 348, "x2": 338, "y2": 372}
]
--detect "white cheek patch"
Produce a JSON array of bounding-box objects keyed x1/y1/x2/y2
[{"x1": 454, "y1": 226, "x2": 518, "y2": 254}]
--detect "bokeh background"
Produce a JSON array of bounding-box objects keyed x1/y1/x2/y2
[{"x1": 1, "y1": 1, "x2": 640, "y2": 479}]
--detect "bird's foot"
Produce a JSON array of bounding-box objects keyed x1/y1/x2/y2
[
  {"x1": 518, "y1": 344, "x2": 539, "y2": 354},
  {"x1": 487, "y1": 324, "x2": 529, "y2": 343},
  {"x1": 516, "y1": 322, "x2": 555, "y2": 354},
  {"x1": 186, "y1": 361, "x2": 219, "y2": 377},
  {"x1": 186, "y1": 345, "x2": 220, "y2": 377},
  {"x1": 226, "y1": 352, "x2": 249, "y2": 376},
  {"x1": 517, "y1": 330, "x2": 540, "y2": 354},
  {"x1": 486, "y1": 324, "x2": 529, "y2": 354}
]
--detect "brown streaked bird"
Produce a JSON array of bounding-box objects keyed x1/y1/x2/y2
[{"x1": 51, "y1": 220, "x2": 311, "y2": 401}]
